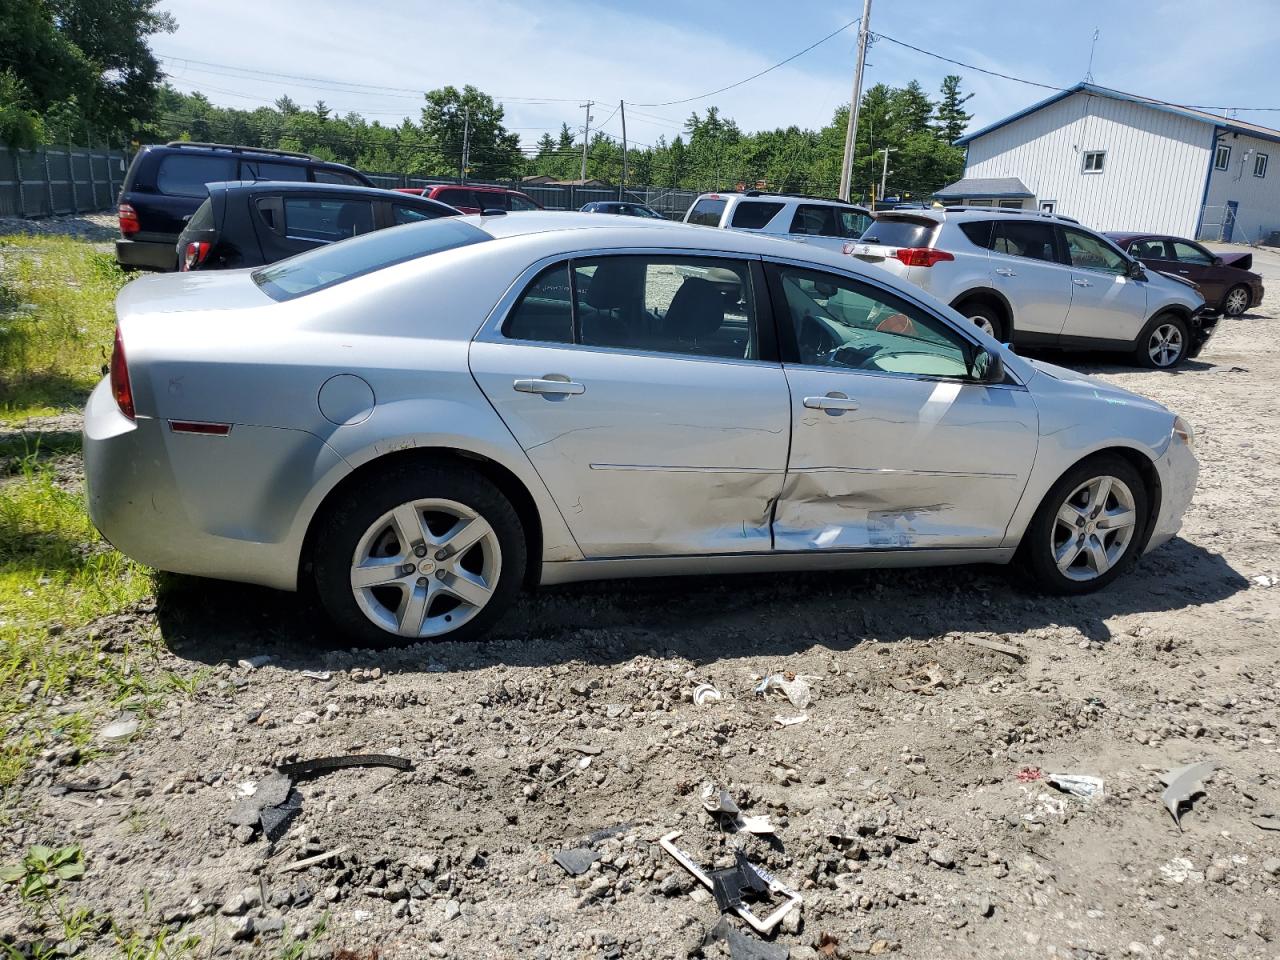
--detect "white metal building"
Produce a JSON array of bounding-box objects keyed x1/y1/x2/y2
[{"x1": 938, "y1": 83, "x2": 1280, "y2": 244}]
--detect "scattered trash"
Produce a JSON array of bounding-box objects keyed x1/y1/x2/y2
[
  {"x1": 818, "y1": 933, "x2": 840, "y2": 958},
  {"x1": 1047, "y1": 773, "x2": 1105, "y2": 800},
  {"x1": 1016, "y1": 766, "x2": 1043, "y2": 783},
  {"x1": 49, "y1": 769, "x2": 126, "y2": 796},
  {"x1": 1251, "y1": 812, "x2": 1280, "y2": 832},
  {"x1": 584, "y1": 822, "x2": 633, "y2": 845},
  {"x1": 99, "y1": 718, "x2": 138, "y2": 741},
  {"x1": 351, "y1": 909, "x2": 374, "y2": 923},
  {"x1": 1160, "y1": 760, "x2": 1216, "y2": 830},
  {"x1": 889, "y1": 661, "x2": 948, "y2": 695},
  {"x1": 278, "y1": 753, "x2": 412, "y2": 779},
  {"x1": 237, "y1": 655, "x2": 273, "y2": 670},
  {"x1": 960, "y1": 636, "x2": 1026, "y2": 660},
  {"x1": 754, "y1": 672, "x2": 813, "y2": 709},
  {"x1": 1159, "y1": 857, "x2": 1204, "y2": 885},
  {"x1": 1251, "y1": 575, "x2": 1275, "y2": 588},
  {"x1": 701, "y1": 914, "x2": 789, "y2": 960},
  {"x1": 661, "y1": 831, "x2": 801, "y2": 935},
  {"x1": 553, "y1": 847, "x2": 600, "y2": 876},
  {"x1": 701, "y1": 784, "x2": 774, "y2": 835},
  {"x1": 709, "y1": 849, "x2": 771, "y2": 912},
  {"x1": 277, "y1": 846, "x2": 348, "y2": 874},
  {"x1": 773, "y1": 714, "x2": 808, "y2": 727},
  {"x1": 259, "y1": 788, "x2": 304, "y2": 844},
  {"x1": 693, "y1": 683, "x2": 723, "y2": 706},
  {"x1": 300, "y1": 670, "x2": 332, "y2": 681}
]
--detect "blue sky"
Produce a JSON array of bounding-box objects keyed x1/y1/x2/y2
[{"x1": 155, "y1": 0, "x2": 1280, "y2": 148}]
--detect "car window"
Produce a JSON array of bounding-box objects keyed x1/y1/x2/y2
[
  {"x1": 471, "y1": 192, "x2": 508, "y2": 211},
  {"x1": 836, "y1": 207, "x2": 873, "y2": 238},
  {"x1": 282, "y1": 197, "x2": 374, "y2": 242},
  {"x1": 186, "y1": 197, "x2": 216, "y2": 233},
  {"x1": 957, "y1": 221, "x2": 995, "y2": 248},
  {"x1": 252, "y1": 217, "x2": 489, "y2": 301},
  {"x1": 240, "y1": 160, "x2": 307, "y2": 182},
  {"x1": 731, "y1": 201, "x2": 785, "y2": 229},
  {"x1": 991, "y1": 220, "x2": 1058, "y2": 263},
  {"x1": 859, "y1": 217, "x2": 936, "y2": 248},
  {"x1": 686, "y1": 197, "x2": 727, "y2": 227},
  {"x1": 1062, "y1": 227, "x2": 1128, "y2": 274},
  {"x1": 789, "y1": 204, "x2": 869, "y2": 239},
  {"x1": 1170, "y1": 240, "x2": 1213, "y2": 265},
  {"x1": 1131, "y1": 238, "x2": 1169, "y2": 259},
  {"x1": 774, "y1": 265, "x2": 973, "y2": 379},
  {"x1": 504, "y1": 262, "x2": 574, "y2": 343},
  {"x1": 509, "y1": 194, "x2": 539, "y2": 211},
  {"x1": 393, "y1": 204, "x2": 448, "y2": 224},
  {"x1": 155, "y1": 154, "x2": 237, "y2": 198},
  {"x1": 313, "y1": 169, "x2": 365, "y2": 186},
  {"x1": 435, "y1": 188, "x2": 476, "y2": 208}
]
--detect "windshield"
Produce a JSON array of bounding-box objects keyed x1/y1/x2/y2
[{"x1": 252, "y1": 217, "x2": 489, "y2": 301}]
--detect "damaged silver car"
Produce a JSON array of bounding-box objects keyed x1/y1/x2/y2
[{"x1": 84, "y1": 213, "x2": 1198, "y2": 645}]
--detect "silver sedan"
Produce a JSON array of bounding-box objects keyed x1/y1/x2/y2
[{"x1": 84, "y1": 213, "x2": 1199, "y2": 645}]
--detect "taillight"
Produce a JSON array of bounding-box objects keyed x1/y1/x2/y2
[
  {"x1": 180, "y1": 241, "x2": 211, "y2": 272},
  {"x1": 118, "y1": 203, "x2": 140, "y2": 237},
  {"x1": 110, "y1": 326, "x2": 135, "y2": 421},
  {"x1": 893, "y1": 247, "x2": 954, "y2": 268}
]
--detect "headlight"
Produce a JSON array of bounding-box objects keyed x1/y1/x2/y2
[{"x1": 1172, "y1": 415, "x2": 1195, "y2": 450}]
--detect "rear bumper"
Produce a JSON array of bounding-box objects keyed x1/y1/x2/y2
[
  {"x1": 1145, "y1": 433, "x2": 1198, "y2": 552},
  {"x1": 115, "y1": 238, "x2": 177, "y2": 271}
]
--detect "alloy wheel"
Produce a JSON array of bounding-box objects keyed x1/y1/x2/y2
[
  {"x1": 1225, "y1": 287, "x2": 1249, "y2": 316},
  {"x1": 1050, "y1": 475, "x2": 1138, "y2": 582},
  {"x1": 1147, "y1": 323, "x2": 1184, "y2": 367},
  {"x1": 349, "y1": 498, "x2": 502, "y2": 638},
  {"x1": 969, "y1": 314, "x2": 996, "y2": 336}
]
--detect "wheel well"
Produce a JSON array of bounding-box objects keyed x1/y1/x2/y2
[
  {"x1": 951, "y1": 290, "x2": 1012, "y2": 330},
  {"x1": 299, "y1": 448, "x2": 545, "y2": 589}
]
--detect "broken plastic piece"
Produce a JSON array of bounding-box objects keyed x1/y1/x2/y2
[
  {"x1": 278, "y1": 753, "x2": 412, "y2": 779},
  {"x1": 754, "y1": 673, "x2": 812, "y2": 709},
  {"x1": 702, "y1": 916, "x2": 789, "y2": 960},
  {"x1": 693, "y1": 683, "x2": 723, "y2": 706},
  {"x1": 1159, "y1": 760, "x2": 1216, "y2": 830},
  {"x1": 237, "y1": 655, "x2": 273, "y2": 670},
  {"x1": 49, "y1": 769, "x2": 126, "y2": 796},
  {"x1": 277, "y1": 846, "x2": 347, "y2": 874},
  {"x1": 1251, "y1": 812, "x2": 1280, "y2": 831},
  {"x1": 1047, "y1": 773, "x2": 1105, "y2": 800},
  {"x1": 553, "y1": 847, "x2": 599, "y2": 876},
  {"x1": 99, "y1": 718, "x2": 138, "y2": 741},
  {"x1": 660, "y1": 831, "x2": 801, "y2": 935},
  {"x1": 300, "y1": 670, "x2": 331, "y2": 681},
  {"x1": 260, "y1": 788, "x2": 303, "y2": 844},
  {"x1": 774, "y1": 714, "x2": 808, "y2": 727},
  {"x1": 700, "y1": 784, "x2": 774, "y2": 835}
]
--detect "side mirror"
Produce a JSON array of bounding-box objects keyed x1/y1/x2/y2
[
  {"x1": 971, "y1": 347, "x2": 1005, "y2": 384},
  {"x1": 1212, "y1": 256, "x2": 1224, "y2": 267},
  {"x1": 1126, "y1": 260, "x2": 1146, "y2": 280}
]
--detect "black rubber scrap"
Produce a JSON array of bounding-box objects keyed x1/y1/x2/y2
[
  {"x1": 702, "y1": 917, "x2": 788, "y2": 960},
  {"x1": 278, "y1": 753, "x2": 412, "y2": 779},
  {"x1": 553, "y1": 848, "x2": 600, "y2": 876},
  {"x1": 260, "y1": 789, "x2": 303, "y2": 844}
]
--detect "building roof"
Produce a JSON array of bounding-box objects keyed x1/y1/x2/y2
[
  {"x1": 932, "y1": 176, "x2": 1034, "y2": 199},
  {"x1": 955, "y1": 82, "x2": 1280, "y2": 147}
]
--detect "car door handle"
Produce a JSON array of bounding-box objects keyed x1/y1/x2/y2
[
  {"x1": 803, "y1": 395, "x2": 859, "y2": 411},
  {"x1": 513, "y1": 377, "x2": 585, "y2": 396},
  {"x1": 994, "y1": 267, "x2": 1016, "y2": 277},
  {"x1": 1072, "y1": 278, "x2": 1092, "y2": 287},
  {"x1": 1177, "y1": 269, "x2": 1189, "y2": 274}
]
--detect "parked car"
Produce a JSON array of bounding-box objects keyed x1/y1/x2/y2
[
  {"x1": 1106, "y1": 233, "x2": 1264, "y2": 317},
  {"x1": 393, "y1": 184, "x2": 541, "y2": 214},
  {"x1": 580, "y1": 200, "x2": 664, "y2": 218},
  {"x1": 116, "y1": 142, "x2": 372, "y2": 271},
  {"x1": 683, "y1": 190, "x2": 874, "y2": 255},
  {"x1": 847, "y1": 207, "x2": 1213, "y2": 368},
  {"x1": 175, "y1": 181, "x2": 457, "y2": 272},
  {"x1": 85, "y1": 213, "x2": 1197, "y2": 645}
]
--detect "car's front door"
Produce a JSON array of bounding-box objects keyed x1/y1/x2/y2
[
  {"x1": 1167, "y1": 239, "x2": 1224, "y2": 303},
  {"x1": 470, "y1": 252, "x2": 791, "y2": 558},
  {"x1": 987, "y1": 219, "x2": 1076, "y2": 339},
  {"x1": 765, "y1": 261, "x2": 1038, "y2": 551},
  {"x1": 1058, "y1": 226, "x2": 1149, "y2": 344}
]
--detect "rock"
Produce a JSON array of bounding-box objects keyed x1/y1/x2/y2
[
  {"x1": 928, "y1": 847, "x2": 956, "y2": 869},
  {"x1": 1262, "y1": 857, "x2": 1280, "y2": 876},
  {"x1": 100, "y1": 718, "x2": 139, "y2": 741},
  {"x1": 292, "y1": 711, "x2": 320, "y2": 726},
  {"x1": 660, "y1": 872, "x2": 694, "y2": 897},
  {"x1": 428, "y1": 946, "x2": 448, "y2": 959},
  {"x1": 220, "y1": 893, "x2": 247, "y2": 916},
  {"x1": 779, "y1": 906, "x2": 802, "y2": 935},
  {"x1": 323, "y1": 885, "x2": 342, "y2": 903},
  {"x1": 791, "y1": 948, "x2": 821, "y2": 960},
  {"x1": 233, "y1": 825, "x2": 256, "y2": 845},
  {"x1": 230, "y1": 917, "x2": 255, "y2": 941},
  {"x1": 585, "y1": 875, "x2": 613, "y2": 900},
  {"x1": 1206, "y1": 860, "x2": 1229, "y2": 883},
  {"x1": 257, "y1": 916, "x2": 285, "y2": 935},
  {"x1": 443, "y1": 899, "x2": 462, "y2": 923}
]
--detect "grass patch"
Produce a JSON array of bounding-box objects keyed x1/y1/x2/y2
[{"x1": 0, "y1": 236, "x2": 126, "y2": 423}]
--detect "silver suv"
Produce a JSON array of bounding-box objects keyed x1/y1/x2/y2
[
  {"x1": 684, "y1": 191, "x2": 873, "y2": 256},
  {"x1": 848, "y1": 207, "x2": 1213, "y2": 368}
]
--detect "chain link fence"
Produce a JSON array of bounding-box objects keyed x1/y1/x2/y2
[{"x1": 0, "y1": 146, "x2": 130, "y2": 219}]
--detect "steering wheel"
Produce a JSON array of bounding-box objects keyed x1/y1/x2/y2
[{"x1": 798, "y1": 313, "x2": 838, "y2": 361}]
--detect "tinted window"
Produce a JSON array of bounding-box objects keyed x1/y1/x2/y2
[
  {"x1": 1130, "y1": 239, "x2": 1168, "y2": 259},
  {"x1": 992, "y1": 221, "x2": 1057, "y2": 263},
  {"x1": 314, "y1": 169, "x2": 365, "y2": 186},
  {"x1": 774, "y1": 266, "x2": 973, "y2": 378},
  {"x1": 731, "y1": 201, "x2": 785, "y2": 229},
  {"x1": 789, "y1": 204, "x2": 868, "y2": 239},
  {"x1": 1170, "y1": 240, "x2": 1212, "y2": 265},
  {"x1": 473, "y1": 192, "x2": 509, "y2": 211},
  {"x1": 958, "y1": 221, "x2": 995, "y2": 248},
  {"x1": 434, "y1": 188, "x2": 476, "y2": 208},
  {"x1": 253, "y1": 218, "x2": 489, "y2": 301},
  {"x1": 509, "y1": 194, "x2": 539, "y2": 211},
  {"x1": 686, "y1": 198, "x2": 727, "y2": 227},
  {"x1": 240, "y1": 160, "x2": 307, "y2": 182},
  {"x1": 1062, "y1": 227, "x2": 1127, "y2": 274},
  {"x1": 282, "y1": 197, "x2": 374, "y2": 242},
  {"x1": 859, "y1": 217, "x2": 936, "y2": 248},
  {"x1": 836, "y1": 207, "x2": 873, "y2": 238},
  {"x1": 393, "y1": 204, "x2": 448, "y2": 224},
  {"x1": 186, "y1": 197, "x2": 215, "y2": 233},
  {"x1": 504, "y1": 263, "x2": 573, "y2": 343},
  {"x1": 155, "y1": 154, "x2": 237, "y2": 198}
]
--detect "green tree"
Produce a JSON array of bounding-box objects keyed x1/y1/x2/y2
[
  {"x1": 420, "y1": 84, "x2": 521, "y2": 180},
  {"x1": 933, "y1": 75, "x2": 973, "y2": 143},
  {"x1": 0, "y1": 70, "x2": 45, "y2": 147}
]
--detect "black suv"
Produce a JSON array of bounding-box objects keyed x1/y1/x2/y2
[
  {"x1": 176, "y1": 181, "x2": 458, "y2": 271},
  {"x1": 116, "y1": 142, "x2": 373, "y2": 270}
]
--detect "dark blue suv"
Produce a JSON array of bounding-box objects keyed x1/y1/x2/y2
[{"x1": 115, "y1": 142, "x2": 373, "y2": 270}]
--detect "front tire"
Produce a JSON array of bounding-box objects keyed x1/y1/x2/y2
[
  {"x1": 1134, "y1": 313, "x2": 1188, "y2": 369},
  {"x1": 311, "y1": 463, "x2": 526, "y2": 647},
  {"x1": 1021, "y1": 455, "x2": 1149, "y2": 595},
  {"x1": 1222, "y1": 284, "x2": 1250, "y2": 317}
]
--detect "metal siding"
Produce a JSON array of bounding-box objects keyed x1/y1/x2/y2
[
  {"x1": 1204, "y1": 132, "x2": 1280, "y2": 243},
  {"x1": 963, "y1": 92, "x2": 1210, "y2": 235}
]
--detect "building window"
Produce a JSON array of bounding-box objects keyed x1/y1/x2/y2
[
  {"x1": 1254, "y1": 153, "x2": 1269, "y2": 178},
  {"x1": 1082, "y1": 151, "x2": 1106, "y2": 173},
  {"x1": 1040, "y1": 201, "x2": 1056, "y2": 213},
  {"x1": 1214, "y1": 144, "x2": 1231, "y2": 171}
]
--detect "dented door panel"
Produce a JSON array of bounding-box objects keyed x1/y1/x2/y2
[{"x1": 775, "y1": 369, "x2": 1039, "y2": 550}]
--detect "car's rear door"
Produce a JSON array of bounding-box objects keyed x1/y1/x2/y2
[
  {"x1": 252, "y1": 192, "x2": 377, "y2": 263},
  {"x1": 986, "y1": 219, "x2": 1076, "y2": 339},
  {"x1": 470, "y1": 251, "x2": 791, "y2": 557},
  {"x1": 1058, "y1": 226, "x2": 1148, "y2": 344}
]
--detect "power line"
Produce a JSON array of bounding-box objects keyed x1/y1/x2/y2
[{"x1": 871, "y1": 31, "x2": 1064, "y2": 92}]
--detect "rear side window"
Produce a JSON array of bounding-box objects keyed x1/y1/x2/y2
[
  {"x1": 957, "y1": 221, "x2": 995, "y2": 249},
  {"x1": 186, "y1": 198, "x2": 216, "y2": 233},
  {"x1": 393, "y1": 204, "x2": 448, "y2": 224},
  {"x1": 992, "y1": 221, "x2": 1058, "y2": 263},
  {"x1": 240, "y1": 160, "x2": 307, "y2": 182},
  {"x1": 731, "y1": 201, "x2": 784, "y2": 229},
  {"x1": 503, "y1": 263, "x2": 574, "y2": 343},
  {"x1": 859, "y1": 217, "x2": 937, "y2": 248},
  {"x1": 686, "y1": 198, "x2": 727, "y2": 227},
  {"x1": 314, "y1": 169, "x2": 365, "y2": 186},
  {"x1": 253, "y1": 217, "x2": 489, "y2": 301},
  {"x1": 282, "y1": 197, "x2": 374, "y2": 242},
  {"x1": 435, "y1": 188, "x2": 476, "y2": 208},
  {"x1": 155, "y1": 154, "x2": 237, "y2": 198},
  {"x1": 509, "y1": 194, "x2": 539, "y2": 211},
  {"x1": 474, "y1": 192, "x2": 509, "y2": 211}
]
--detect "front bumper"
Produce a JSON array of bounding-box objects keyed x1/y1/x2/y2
[
  {"x1": 1187, "y1": 307, "x2": 1218, "y2": 358},
  {"x1": 1145, "y1": 430, "x2": 1198, "y2": 552}
]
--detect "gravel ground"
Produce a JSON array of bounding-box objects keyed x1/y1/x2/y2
[
  {"x1": 3, "y1": 246, "x2": 1280, "y2": 960},
  {"x1": 0, "y1": 212, "x2": 118, "y2": 243}
]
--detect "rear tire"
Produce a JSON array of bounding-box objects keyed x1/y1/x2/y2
[
  {"x1": 953, "y1": 296, "x2": 1007, "y2": 342},
  {"x1": 311, "y1": 463, "x2": 526, "y2": 647},
  {"x1": 1221, "y1": 284, "x2": 1250, "y2": 317},
  {"x1": 1021, "y1": 455, "x2": 1149, "y2": 595},
  {"x1": 1133, "y1": 313, "x2": 1188, "y2": 369}
]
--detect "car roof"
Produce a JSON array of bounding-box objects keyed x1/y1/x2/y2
[
  {"x1": 694, "y1": 191, "x2": 871, "y2": 213},
  {"x1": 206, "y1": 180, "x2": 456, "y2": 206},
  {"x1": 432, "y1": 184, "x2": 526, "y2": 194},
  {"x1": 140, "y1": 142, "x2": 360, "y2": 172}
]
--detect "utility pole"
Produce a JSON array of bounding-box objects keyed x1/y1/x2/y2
[
  {"x1": 838, "y1": 0, "x2": 873, "y2": 201},
  {"x1": 460, "y1": 106, "x2": 471, "y2": 183},
  {"x1": 878, "y1": 146, "x2": 895, "y2": 205},
  {"x1": 619, "y1": 100, "x2": 628, "y2": 200},
  {"x1": 579, "y1": 100, "x2": 593, "y2": 182}
]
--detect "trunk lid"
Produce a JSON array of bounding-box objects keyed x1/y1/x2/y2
[{"x1": 115, "y1": 268, "x2": 271, "y2": 318}]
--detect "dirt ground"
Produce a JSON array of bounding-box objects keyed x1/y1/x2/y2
[{"x1": 4, "y1": 244, "x2": 1280, "y2": 960}]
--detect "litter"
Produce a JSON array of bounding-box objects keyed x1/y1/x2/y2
[
  {"x1": 1047, "y1": 773, "x2": 1105, "y2": 800},
  {"x1": 701, "y1": 784, "x2": 775, "y2": 835},
  {"x1": 701, "y1": 915, "x2": 789, "y2": 960},
  {"x1": 237, "y1": 655, "x2": 273, "y2": 670},
  {"x1": 300, "y1": 670, "x2": 332, "y2": 681},
  {"x1": 661, "y1": 831, "x2": 801, "y2": 935},
  {"x1": 1159, "y1": 760, "x2": 1216, "y2": 830},
  {"x1": 1251, "y1": 812, "x2": 1280, "y2": 832},
  {"x1": 277, "y1": 846, "x2": 348, "y2": 874},
  {"x1": 889, "y1": 662, "x2": 948, "y2": 695},
  {"x1": 1016, "y1": 766, "x2": 1043, "y2": 783},
  {"x1": 774, "y1": 715, "x2": 808, "y2": 727},
  {"x1": 259, "y1": 789, "x2": 303, "y2": 844},
  {"x1": 49, "y1": 769, "x2": 125, "y2": 796},
  {"x1": 278, "y1": 753, "x2": 412, "y2": 779},
  {"x1": 754, "y1": 672, "x2": 813, "y2": 710},
  {"x1": 709, "y1": 849, "x2": 771, "y2": 912},
  {"x1": 693, "y1": 683, "x2": 723, "y2": 706},
  {"x1": 553, "y1": 847, "x2": 599, "y2": 876},
  {"x1": 960, "y1": 636, "x2": 1026, "y2": 660},
  {"x1": 1251, "y1": 575, "x2": 1275, "y2": 588},
  {"x1": 99, "y1": 718, "x2": 138, "y2": 741}
]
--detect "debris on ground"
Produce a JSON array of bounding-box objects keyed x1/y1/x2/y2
[
  {"x1": 774, "y1": 714, "x2": 808, "y2": 727},
  {"x1": 1160, "y1": 760, "x2": 1217, "y2": 830},
  {"x1": 1016, "y1": 766, "x2": 1043, "y2": 783},
  {"x1": 237, "y1": 655, "x2": 273, "y2": 670},
  {"x1": 701, "y1": 915, "x2": 789, "y2": 960},
  {"x1": 889, "y1": 661, "x2": 948, "y2": 695},
  {"x1": 661, "y1": 831, "x2": 801, "y2": 934},
  {"x1": 693, "y1": 683, "x2": 723, "y2": 706},
  {"x1": 958, "y1": 636, "x2": 1026, "y2": 660},
  {"x1": 98, "y1": 717, "x2": 138, "y2": 741},
  {"x1": 277, "y1": 753, "x2": 412, "y2": 779},
  {"x1": 49, "y1": 769, "x2": 126, "y2": 796},
  {"x1": 552, "y1": 847, "x2": 600, "y2": 876},
  {"x1": 1252, "y1": 812, "x2": 1280, "y2": 831},
  {"x1": 701, "y1": 784, "x2": 775, "y2": 835},
  {"x1": 277, "y1": 846, "x2": 348, "y2": 874},
  {"x1": 1046, "y1": 773, "x2": 1105, "y2": 800},
  {"x1": 754, "y1": 672, "x2": 814, "y2": 709}
]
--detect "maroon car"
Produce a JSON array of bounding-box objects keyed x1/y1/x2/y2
[
  {"x1": 1106, "y1": 233, "x2": 1264, "y2": 317},
  {"x1": 393, "y1": 184, "x2": 541, "y2": 215}
]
